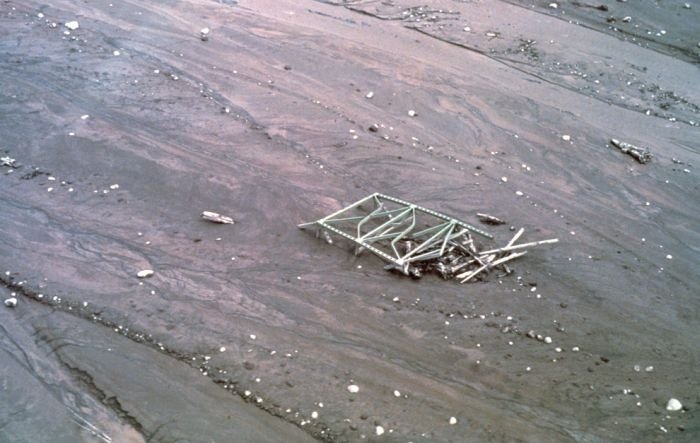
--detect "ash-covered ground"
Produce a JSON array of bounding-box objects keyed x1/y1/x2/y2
[{"x1": 1, "y1": 1, "x2": 698, "y2": 442}]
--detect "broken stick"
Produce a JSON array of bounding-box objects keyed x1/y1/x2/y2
[
  {"x1": 479, "y1": 238, "x2": 559, "y2": 256},
  {"x1": 458, "y1": 251, "x2": 528, "y2": 283}
]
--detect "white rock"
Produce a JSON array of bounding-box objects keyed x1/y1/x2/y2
[
  {"x1": 562, "y1": 134, "x2": 571, "y2": 141},
  {"x1": 4, "y1": 297, "x2": 18, "y2": 308},
  {"x1": 200, "y1": 27, "x2": 210, "y2": 35},
  {"x1": 408, "y1": 109, "x2": 417, "y2": 117},
  {"x1": 666, "y1": 398, "x2": 682, "y2": 411},
  {"x1": 500, "y1": 176, "x2": 508, "y2": 183},
  {"x1": 544, "y1": 336, "x2": 552, "y2": 344},
  {"x1": 64, "y1": 21, "x2": 79, "y2": 30},
  {"x1": 311, "y1": 411, "x2": 318, "y2": 419},
  {"x1": 449, "y1": 416, "x2": 458, "y2": 425},
  {"x1": 665, "y1": 254, "x2": 673, "y2": 260},
  {"x1": 548, "y1": 3, "x2": 558, "y2": 9},
  {"x1": 113, "y1": 50, "x2": 121, "y2": 56},
  {"x1": 137, "y1": 269, "x2": 154, "y2": 278},
  {"x1": 393, "y1": 390, "x2": 401, "y2": 397},
  {"x1": 375, "y1": 426, "x2": 384, "y2": 436},
  {"x1": 347, "y1": 384, "x2": 359, "y2": 393},
  {"x1": 365, "y1": 91, "x2": 374, "y2": 99},
  {"x1": 219, "y1": 346, "x2": 226, "y2": 352}
]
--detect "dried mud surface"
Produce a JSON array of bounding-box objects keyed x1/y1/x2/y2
[{"x1": 1, "y1": 0, "x2": 698, "y2": 442}]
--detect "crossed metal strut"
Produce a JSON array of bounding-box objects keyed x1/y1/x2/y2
[{"x1": 298, "y1": 193, "x2": 492, "y2": 267}]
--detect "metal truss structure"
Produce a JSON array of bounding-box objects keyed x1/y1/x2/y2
[{"x1": 298, "y1": 193, "x2": 492, "y2": 273}]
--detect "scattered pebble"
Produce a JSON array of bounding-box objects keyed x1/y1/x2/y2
[
  {"x1": 219, "y1": 346, "x2": 226, "y2": 352},
  {"x1": 393, "y1": 390, "x2": 401, "y2": 398},
  {"x1": 666, "y1": 398, "x2": 682, "y2": 412},
  {"x1": 136, "y1": 269, "x2": 154, "y2": 278},
  {"x1": 548, "y1": 3, "x2": 558, "y2": 9},
  {"x1": 347, "y1": 384, "x2": 359, "y2": 393},
  {"x1": 375, "y1": 426, "x2": 385, "y2": 436},
  {"x1": 4, "y1": 297, "x2": 18, "y2": 308},
  {"x1": 500, "y1": 176, "x2": 508, "y2": 183},
  {"x1": 311, "y1": 411, "x2": 318, "y2": 419},
  {"x1": 365, "y1": 91, "x2": 374, "y2": 99},
  {"x1": 572, "y1": 346, "x2": 580, "y2": 352},
  {"x1": 449, "y1": 416, "x2": 458, "y2": 425},
  {"x1": 665, "y1": 254, "x2": 673, "y2": 260},
  {"x1": 64, "y1": 21, "x2": 79, "y2": 31},
  {"x1": 249, "y1": 334, "x2": 257, "y2": 340},
  {"x1": 544, "y1": 336, "x2": 552, "y2": 344},
  {"x1": 562, "y1": 134, "x2": 571, "y2": 141},
  {"x1": 200, "y1": 27, "x2": 210, "y2": 41},
  {"x1": 113, "y1": 50, "x2": 121, "y2": 56},
  {"x1": 407, "y1": 109, "x2": 417, "y2": 117}
]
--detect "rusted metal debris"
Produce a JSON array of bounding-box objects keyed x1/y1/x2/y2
[
  {"x1": 299, "y1": 193, "x2": 558, "y2": 283},
  {"x1": 610, "y1": 138, "x2": 652, "y2": 164},
  {"x1": 201, "y1": 211, "x2": 234, "y2": 224}
]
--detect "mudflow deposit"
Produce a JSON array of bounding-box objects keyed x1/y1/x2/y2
[{"x1": 1, "y1": 0, "x2": 699, "y2": 442}]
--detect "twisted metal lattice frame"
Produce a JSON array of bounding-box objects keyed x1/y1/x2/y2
[{"x1": 299, "y1": 193, "x2": 492, "y2": 267}]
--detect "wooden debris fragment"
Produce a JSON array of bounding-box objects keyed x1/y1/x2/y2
[
  {"x1": 476, "y1": 213, "x2": 506, "y2": 225},
  {"x1": 479, "y1": 238, "x2": 559, "y2": 256},
  {"x1": 1, "y1": 156, "x2": 17, "y2": 167},
  {"x1": 610, "y1": 139, "x2": 652, "y2": 164},
  {"x1": 201, "y1": 211, "x2": 234, "y2": 224},
  {"x1": 137, "y1": 269, "x2": 154, "y2": 278},
  {"x1": 458, "y1": 251, "x2": 527, "y2": 283}
]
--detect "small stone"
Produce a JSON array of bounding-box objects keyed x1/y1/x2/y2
[
  {"x1": 562, "y1": 134, "x2": 571, "y2": 141},
  {"x1": 113, "y1": 50, "x2": 121, "y2": 56},
  {"x1": 572, "y1": 346, "x2": 580, "y2": 352},
  {"x1": 548, "y1": 3, "x2": 558, "y2": 9},
  {"x1": 500, "y1": 176, "x2": 508, "y2": 183},
  {"x1": 622, "y1": 16, "x2": 632, "y2": 23},
  {"x1": 393, "y1": 390, "x2": 401, "y2": 397},
  {"x1": 544, "y1": 336, "x2": 552, "y2": 344},
  {"x1": 666, "y1": 254, "x2": 673, "y2": 260},
  {"x1": 137, "y1": 269, "x2": 154, "y2": 278},
  {"x1": 666, "y1": 398, "x2": 682, "y2": 412},
  {"x1": 347, "y1": 384, "x2": 359, "y2": 393},
  {"x1": 4, "y1": 297, "x2": 18, "y2": 308},
  {"x1": 449, "y1": 416, "x2": 458, "y2": 425},
  {"x1": 249, "y1": 334, "x2": 257, "y2": 340},
  {"x1": 311, "y1": 411, "x2": 319, "y2": 419},
  {"x1": 64, "y1": 21, "x2": 79, "y2": 30},
  {"x1": 375, "y1": 426, "x2": 384, "y2": 436},
  {"x1": 365, "y1": 91, "x2": 374, "y2": 99},
  {"x1": 219, "y1": 346, "x2": 226, "y2": 352},
  {"x1": 408, "y1": 109, "x2": 417, "y2": 117},
  {"x1": 200, "y1": 27, "x2": 210, "y2": 41}
]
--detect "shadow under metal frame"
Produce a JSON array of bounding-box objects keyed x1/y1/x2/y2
[{"x1": 299, "y1": 193, "x2": 492, "y2": 268}]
